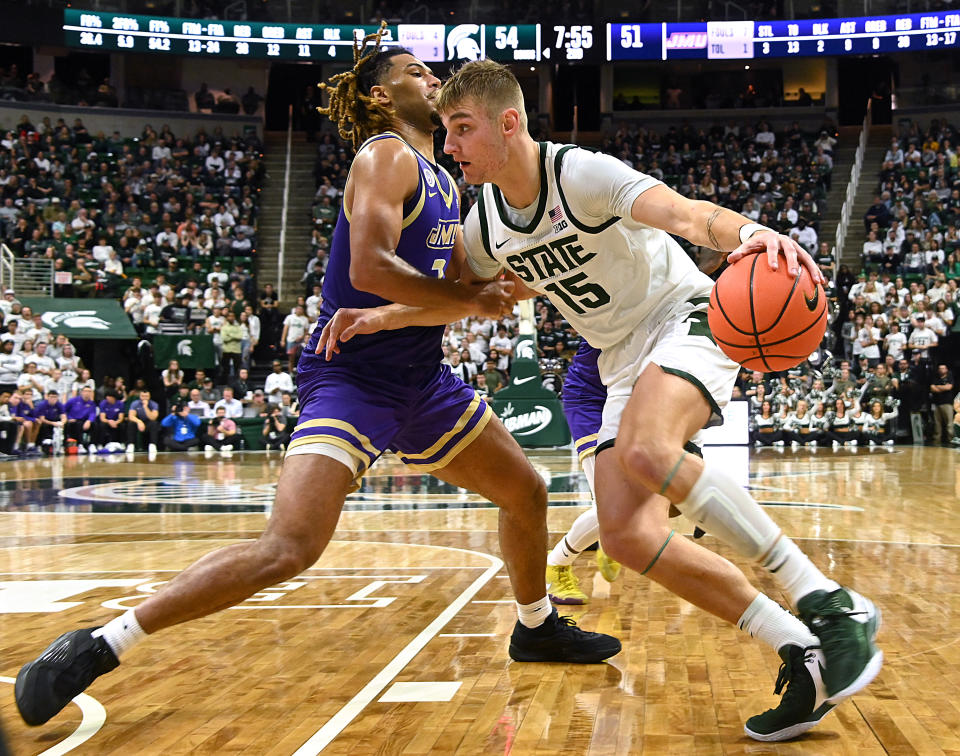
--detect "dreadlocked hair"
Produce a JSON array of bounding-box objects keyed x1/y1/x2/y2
[{"x1": 317, "y1": 21, "x2": 411, "y2": 151}]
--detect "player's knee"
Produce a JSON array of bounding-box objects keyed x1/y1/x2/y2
[
  {"x1": 498, "y1": 470, "x2": 547, "y2": 514},
  {"x1": 617, "y1": 437, "x2": 678, "y2": 492},
  {"x1": 256, "y1": 535, "x2": 321, "y2": 583},
  {"x1": 599, "y1": 520, "x2": 672, "y2": 568}
]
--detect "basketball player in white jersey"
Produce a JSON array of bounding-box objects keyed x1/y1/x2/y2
[{"x1": 432, "y1": 60, "x2": 881, "y2": 741}]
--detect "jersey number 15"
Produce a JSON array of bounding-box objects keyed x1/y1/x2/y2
[{"x1": 543, "y1": 272, "x2": 610, "y2": 315}]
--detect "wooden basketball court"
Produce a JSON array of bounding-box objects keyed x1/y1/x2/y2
[{"x1": 1, "y1": 445, "x2": 959, "y2": 754}]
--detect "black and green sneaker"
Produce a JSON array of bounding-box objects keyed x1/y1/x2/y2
[
  {"x1": 797, "y1": 587, "x2": 882, "y2": 702},
  {"x1": 744, "y1": 644, "x2": 835, "y2": 742}
]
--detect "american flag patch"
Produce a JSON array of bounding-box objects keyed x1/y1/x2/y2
[{"x1": 549, "y1": 206, "x2": 563, "y2": 223}]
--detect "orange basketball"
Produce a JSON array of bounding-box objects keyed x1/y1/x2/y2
[{"x1": 708, "y1": 254, "x2": 827, "y2": 373}]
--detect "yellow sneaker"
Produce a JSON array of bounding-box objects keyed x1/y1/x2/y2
[
  {"x1": 545, "y1": 564, "x2": 589, "y2": 605},
  {"x1": 596, "y1": 547, "x2": 622, "y2": 582}
]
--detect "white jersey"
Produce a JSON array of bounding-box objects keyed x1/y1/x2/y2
[{"x1": 463, "y1": 142, "x2": 713, "y2": 352}]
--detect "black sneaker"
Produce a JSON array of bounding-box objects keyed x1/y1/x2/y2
[
  {"x1": 508, "y1": 609, "x2": 621, "y2": 663},
  {"x1": 15, "y1": 628, "x2": 119, "y2": 726}
]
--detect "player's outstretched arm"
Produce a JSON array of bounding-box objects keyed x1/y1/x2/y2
[
  {"x1": 629, "y1": 184, "x2": 825, "y2": 285},
  {"x1": 316, "y1": 240, "x2": 518, "y2": 360}
]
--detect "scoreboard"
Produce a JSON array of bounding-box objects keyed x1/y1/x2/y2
[
  {"x1": 63, "y1": 10, "x2": 602, "y2": 64},
  {"x1": 607, "y1": 10, "x2": 960, "y2": 60},
  {"x1": 65, "y1": 8, "x2": 960, "y2": 64}
]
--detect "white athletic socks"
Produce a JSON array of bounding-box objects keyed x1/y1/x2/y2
[
  {"x1": 516, "y1": 596, "x2": 553, "y2": 629},
  {"x1": 681, "y1": 461, "x2": 839, "y2": 606},
  {"x1": 547, "y1": 507, "x2": 601, "y2": 567},
  {"x1": 763, "y1": 537, "x2": 840, "y2": 608},
  {"x1": 738, "y1": 593, "x2": 818, "y2": 652},
  {"x1": 92, "y1": 609, "x2": 148, "y2": 658}
]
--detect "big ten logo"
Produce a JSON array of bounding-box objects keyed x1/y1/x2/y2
[
  {"x1": 100, "y1": 580, "x2": 309, "y2": 611},
  {"x1": 0, "y1": 575, "x2": 429, "y2": 613},
  {"x1": 427, "y1": 218, "x2": 459, "y2": 249}
]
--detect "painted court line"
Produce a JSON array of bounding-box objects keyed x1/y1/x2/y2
[
  {"x1": 0, "y1": 676, "x2": 106, "y2": 755},
  {"x1": 291, "y1": 544, "x2": 504, "y2": 755}
]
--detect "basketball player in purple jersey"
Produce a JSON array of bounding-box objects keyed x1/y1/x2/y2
[{"x1": 14, "y1": 28, "x2": 619, "y2": 730}]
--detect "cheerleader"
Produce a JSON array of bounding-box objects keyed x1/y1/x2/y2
[
  {"x1": 782, "y1": 399, "x2": 821, "y2": 447},
  {"x1": 750, "y1": 400, "x2": 784, "y2": 446},
  {"x1": 825, "y1": 398, "x2": 862, "y2": 447},
  {"x1": 863, "y1": 400, "x2": 898, "y2": 446}
]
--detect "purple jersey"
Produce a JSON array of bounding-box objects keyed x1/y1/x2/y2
[
  {"x1": 303, "y1": 132, "x2": 460, "y2": 368},
  {"x1": 64, "y1": 396, "x2": 97, "y2": 422},
  {"x1": 33, "y1": 399, "x2": 64, "y2": 422},
  {"x1": 562, "y1": 341, "x2": 604, "y2": 461},
  {"x1": 98, "y1": 399, "x2": 124, "y2": 421},
  {"x1": 10, "y1": 401, "x2": 33, "y2": 420}
]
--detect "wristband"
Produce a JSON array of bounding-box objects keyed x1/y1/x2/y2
[{"x1": 739, "y1": 223, "x2": 773, "y2": 245}]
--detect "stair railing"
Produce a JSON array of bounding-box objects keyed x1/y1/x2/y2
[
  {"x1": 833, "y1": 97, "x2": 872, "y2": 271},
  {"x1": 277, "y1": 104, "x2": 293, "y2": 301}
]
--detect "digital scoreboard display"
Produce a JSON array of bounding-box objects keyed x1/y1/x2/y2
[
  {"x1": 64, "y1": 10, "x2": 601, "y2": 64},
  {"x1": 607, "y1": 10, "x2": 960, "y2": 60}
]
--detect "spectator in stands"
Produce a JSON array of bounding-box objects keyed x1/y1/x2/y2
[
  {"x1": 187, "y1": 388, "x2": 211, "y2": 417},
  {"x1": 64, "y1": 385, "x2": 98, "y2": 453},
  {"x1": 213, "y1": 386, "x2": 243, "y2": 418},
  {"x1": 241, "y1": 87, "x2": 264, "y2": 116},
  {"x1": 930, "y1": 364, "x2": 955, "y2": 445},
  {"x1": 95, "y1": 390, "x2": 125, "y2": 451},
  {"x1": 220, "y1": 310, "x2": 243, "y2": 382},
  {"x1": 126, "y1": 387, "x2": 160, "y2": 456},
  {"x1": 195, "y1": 83, "x2": 215, "y2": 111},
  {"x1": 791, "y1": 217, "x2": 817, "y2": 255},
  {"x1": 281, "y1": 304, "x2": 309, "y2": 373},
  {"x1": 202, "y1": 406, "x2": 239, "y2": 453},
  {"x1": 885, "y1": 139, "x2": 904, "y2": 167},
  {"x1": 33, "y1": 390, "x2": 65, "y2": 455},
  {"x1": 262, "y1": 404, "x2": 289, "y2": 450},
  {"x1": 161, "y1": 359, "x2": 183, "y2": 400},
  {"x1": 264, "y1": 359, "x2": 294, "y2": 404},
  {"x1": 161, "y1": 402, "x2": 202, "y2": 451}
]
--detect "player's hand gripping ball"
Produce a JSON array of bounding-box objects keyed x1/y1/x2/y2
[{"x1": 708, "y1": 252, "x2": 827, "y2": 372}]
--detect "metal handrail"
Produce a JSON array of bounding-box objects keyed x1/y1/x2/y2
[
  {"x1": 277, "y1": 104, "x2": 293, "y2": 301},
  {"x1": 0, "y1": 244, "x2": 13, "y2": 292},
  {"x1": 833, "y1": 97, "x2": 873, "y2": 270}
]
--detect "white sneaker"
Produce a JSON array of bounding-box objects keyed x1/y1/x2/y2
[
  {"x1": 832, "y1": 440, "x2": 840, "y2": 449},
  {"x1": 868, "y1": 440, "x2": 877, "y2": 447},
  {"x1": 884, "y1": 439, "x2": 894, "y2": 446},
  {"x1": 791, "y1": 440, "x2": 800, "y2": 449},
  {"x1": 773, "y1": 440, "x2": 785, "y2": 447},
  {"x1": 807, "y1": 440, "x2": 818, "y2": 448},
  {"x1": 147, "y1": 446, "x2": 158, "y2": 460},
  {"x1": 76, "y1": 444, "x2": 87, "y2": 454},
  {"x1": 87, "y1": 444, "x2": 98, "y2": 454},
  {"x1": 220, "y1": 444, "x2": 233, "y2": 452},
  {"x1": 148, "y1": 443, "x2": 157, "y2": 455},
  {"x1": 126, "y1": 443, "x2": 135, "y2": 454},
  {"x1": 848, "y1": 440, "x2": 858, "y2": 447},
  {"x1": 204, "y1": 444, "x2": 214, "y2": 451}
]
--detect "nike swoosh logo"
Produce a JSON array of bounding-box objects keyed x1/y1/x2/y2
[
  {"x1": 495, "y1": 239, "x2": 509, "y2": 249},
  {"x1": 427, "y1": 190, "x2": 438, "y2": 197},
  {"x1": 804, "y1": 286, "x2": 820, "y2": 312},
  {"x1": 514, "y1": 376, "x2": 537, "y2": 385}
]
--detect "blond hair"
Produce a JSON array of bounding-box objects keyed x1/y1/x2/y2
[{"x1": 436, "y1": 59, "x2": 527, "y2": 131}]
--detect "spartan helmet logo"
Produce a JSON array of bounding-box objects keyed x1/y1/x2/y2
[
  {"x1": 41, "y1": 310, "x2": 110, "y2": 330},
  {"x1": 447, "y1": 24, "x2": 481, "y2": 60},
  {"x1": 177, "y1": 339, "x2": 194, "y2": 357}
]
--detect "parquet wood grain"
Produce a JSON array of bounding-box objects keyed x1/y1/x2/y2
[{"x1": 1, "y1": 446, "x2": 958, "y2": 754}]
